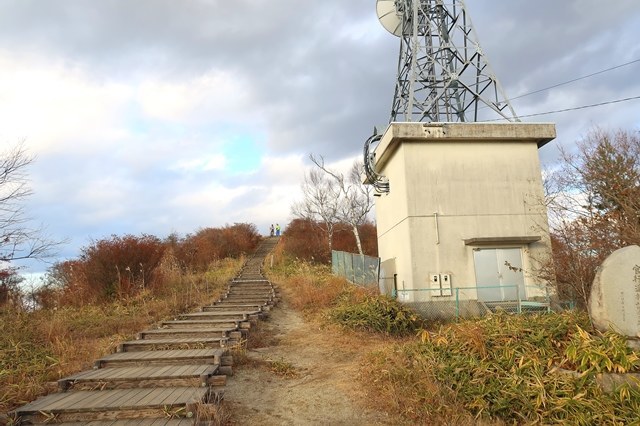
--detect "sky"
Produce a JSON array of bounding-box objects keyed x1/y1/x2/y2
[{"x1": 1, "y1": 0, "x2": 639, "y2": 275}]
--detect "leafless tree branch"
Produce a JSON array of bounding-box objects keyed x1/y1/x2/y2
[{"x1": 0, "y1": 142, "x2": 63, "y2": 264}]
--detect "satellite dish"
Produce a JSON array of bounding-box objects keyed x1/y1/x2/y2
[{"x1": 376, "y1": 0, "x2": 403, "y2": 37}]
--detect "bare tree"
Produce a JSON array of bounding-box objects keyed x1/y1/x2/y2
[
  {"x1": 544, "y1": 128, "x2": 640, "y2": 307},
  {"x1": 307, "y1": 154, "x2": 374, "y2": 255},
  {"x1": 291, "y1": 168, "x2": 341, "y2": 253},
  {"x1": 1, "y1": 143, "x2": 60, "y2": 264}
]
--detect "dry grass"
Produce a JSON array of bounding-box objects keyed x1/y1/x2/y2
[
  {"x1": 266, "y1": 253, "x2": 640, "y2": 424},
  {"x1": 0, "y1": 258, "x2": 241, "y2": 414},
  {"x1": 266, "y1": 255, "x2": 375, "y2": 317},
  {"x1": 359, "y1": 343, "x2": 493, "y2": 425},
  {"x1": 194, "y1": 395, "x2": 231, "y2": 426}
]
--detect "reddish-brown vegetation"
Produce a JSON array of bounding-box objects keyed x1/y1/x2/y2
[
  {"x1": 280, "y1": 218, "x2": 377, "y2": 263},
  {"x1": 28, "y1": 223, "x2": 262, "y2": 308},
  {"x1": 171, "y1": 223, "x2": 262, "y2": 272}
]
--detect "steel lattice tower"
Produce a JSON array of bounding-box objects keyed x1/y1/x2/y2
[{"x1": 380, "y1": 0, "x2": 518, "y2": 123}]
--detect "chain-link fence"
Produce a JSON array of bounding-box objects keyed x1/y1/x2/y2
[
  {"x1": 396, "y1": 285, "x2": 552, "y2": 321},
  {"x1": 332, "y1": 251, "x2": 380, "y2": 288}
]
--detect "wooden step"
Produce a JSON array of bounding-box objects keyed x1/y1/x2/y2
[
  {"x1": 210, "y1": 301, "x2": 267, "y2": 307},
  {"x1": 223, "y1": 296, "x2": 274, "y2": 302},
  {"x1": 224, "y1": 288, "x2": 274, "y2": 294},
  {"x1": 10, "y1": 387, "x2": 212, "y2": 424},
  {"x1": 224, "y1": 289, "x2": 274, "y2": 295},
  {"x1": 228, "y1": 286, "x2": 272, "y2": 291},
  {"x1": 160, "y1": 320, "x2": 241, "y2": 329},
  {"x1": 58, "y1": 365, "x2": 224, "y2": 391},
  {"x1": 230, "y1": 284, "x2": 269, "y2": 289},
  {"x1": 179, "y1": 311, "x2": 248, "y2": 320},
  {"x1": 118, "y1": 337, "x2": 228, "y2": 352},
  {"x1": 219, "y1": 297, "x2": 273, "y2": 304},
  {"x1": 222, "y1": 292, "x2": 274, "y2": 298},
  {"x1": 202, "y1": 304, "x2": 263, "y2": 312},
  {"x1": 42, "y1": 419, "x2": 195, "y2": 425},
  {"x1": 138, "y1": 328, "x2": 231, "y2": 340},
  {"x1": 95, "y1": 349, "x2": 226, "y2": 369}
]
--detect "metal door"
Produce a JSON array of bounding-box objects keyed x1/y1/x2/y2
[{"x1": 474, "y1": 248, "x2": 525, "y2": 302}]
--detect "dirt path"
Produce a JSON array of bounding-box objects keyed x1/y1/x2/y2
[{"x1": 223, "y1": 299, "x2": 405, "y2": 425}]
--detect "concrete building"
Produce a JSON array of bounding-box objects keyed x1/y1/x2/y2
[{"x1": 372, "y1": 122, "x2": 556, "y2": 316}]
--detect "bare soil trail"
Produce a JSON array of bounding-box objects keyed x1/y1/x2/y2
[{"x1": 224, "y1": 298, "x2": 409, "y2": 425}]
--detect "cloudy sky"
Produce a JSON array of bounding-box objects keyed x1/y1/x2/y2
[{"x1": 1, "y1": 0, "x2": 639, "y2": 275}]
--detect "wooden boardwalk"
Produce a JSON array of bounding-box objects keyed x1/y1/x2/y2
[{"x1": 9, "y1": 237, "x2": 280, "y2": 425}]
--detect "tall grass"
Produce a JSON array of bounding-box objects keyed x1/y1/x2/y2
[
  {"x1": 267, "y1": 255, "x2": 347, "y2": 313},
  {"x1": 0, "y1": 258, "x2": 241, "y2": 413}
]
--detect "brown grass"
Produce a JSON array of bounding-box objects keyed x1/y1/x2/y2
[
  {"x1": 264, "y1": 253, "x2": 500, "y2": 424},
  {"x1": 358, "y1": 344, "x2": 492, "y2": 425},
  {"x1": 194, "y1": 395, "x2": 231, "y2": 426}
]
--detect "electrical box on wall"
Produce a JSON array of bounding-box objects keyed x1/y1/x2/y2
[
  {"x1": 440, "y1": 274, "x2": 452, "y2": 296},
  {"x1": 430, "y1": 274, "x2": 442, "y2": 296},
  {"x1": 429, "y1": 273, "x2": 452, "y2": 297}
]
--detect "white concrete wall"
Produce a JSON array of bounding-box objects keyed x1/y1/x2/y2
[{"x1": 374, "y1": 123, "x2": 555, "y2": 301}]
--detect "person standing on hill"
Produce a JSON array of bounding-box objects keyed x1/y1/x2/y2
[
  {"x1": 270, "y1": 224, "x2": 274, "y2": 237},
  {"x1": 275, "y1": 223, "x2": 281, "y2": 237}
]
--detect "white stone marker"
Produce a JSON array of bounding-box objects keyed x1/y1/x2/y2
[{"x1": 589, "y1": 245, "x2": 640, "y2": 337}]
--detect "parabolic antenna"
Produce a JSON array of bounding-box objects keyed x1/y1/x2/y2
[{"x1": 376, "y1": 0, "x2": 403, "y2": 37}]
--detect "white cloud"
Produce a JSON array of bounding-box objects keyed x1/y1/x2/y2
[
  {"x1": 170, "y1": 155, "x2": 226, "y2": 172},
  {"x1": 137, "y1": 71, "x2": 253, "y2": 124},
  {"x1": 1, "y1": 0, "x2": 638, "y2": 275},
  {"x1": 0, "y1": 51, "x2": 131, "y2": 154}
]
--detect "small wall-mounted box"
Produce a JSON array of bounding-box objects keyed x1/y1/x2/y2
[{"x1": 440, "y1": 274, "x2": 452, "y2": 296}]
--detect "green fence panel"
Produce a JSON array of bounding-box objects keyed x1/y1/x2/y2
[{"x1": 331, "y1": 250, "x2": 380, "y2": 288}]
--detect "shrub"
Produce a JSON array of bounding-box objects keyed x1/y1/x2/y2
[
  {"x1": 565, "y1": 326, "x2": 640, "y2": 374},
  {"x1": 75, "y1": 234, "x2": 166, "y2": 301},
  {"x1": 281, "y1": 219, "x2": 378, "y2": 264},
  {"x1": 173, "y1": 223, "x2": 261, "y2": 271},
  {"x1": 280, "y1": 218, "x2": 330, "y2": 263},
  {"x1": 329, "y1": 294, "x2": 424, "y2": 335},
  {"x1": 407, "y1": 311, "x2": 640, "y2": 424}
]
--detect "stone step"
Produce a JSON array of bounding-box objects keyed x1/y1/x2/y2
[
  {"x1": 95, "y1": 349, "x2": 226, "y2": 369},
  {"x1": 9, "y1": 387, "x2": 213, "y2": 424},
  {"x1": 58, "y1": 365, "x2": 224, "y2": 391},
  {"x1": 118, "y1": 337, "x2": 228, "y2": 352}
]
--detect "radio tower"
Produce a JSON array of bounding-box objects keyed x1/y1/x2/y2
[{"x1": 377, "y1": 0, "x2": 518, "y2": 123}]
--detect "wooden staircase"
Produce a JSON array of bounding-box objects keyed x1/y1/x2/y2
[{"x1": 9, "y1": 237, "x2": 280, "y2": 425}]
